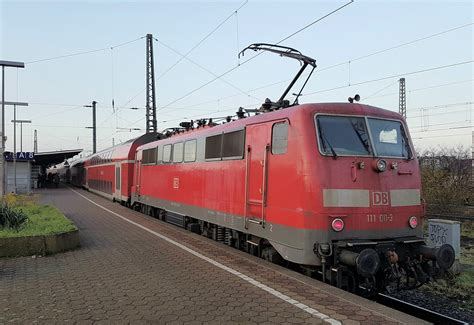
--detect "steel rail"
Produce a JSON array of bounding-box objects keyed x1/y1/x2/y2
[{"x1": 375, "y1": 293, "x2": 469, "y2": 325}]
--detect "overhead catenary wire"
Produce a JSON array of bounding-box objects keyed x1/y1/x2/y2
[
  {"x1": 26, "y1": 36, "x2": 145, "y2": 64},
  {"x1": 407, "y1": 101, "x2": 473, "y2": 111},
  {"x1": 74, "y1": 12, "x2": 470, "y2": 135},
  {"x1": 111, "y1": 47, "x2": 115, "y2": 112},
  {"x1": 22, "y1": 11, "x2": 470, "y2": 150},
  {"x1": 154, "y1": 37, "x2": 261, "y2": 102},
  {"x1": 235, "y1": 8, "x2": 240, "y2": 66},
  {"x1": 408, "y1": 107, "x2": 472, "y2": 119},
  {"x1": 364, "y1": 79, "x2": 474, "y2": 101},
  {"x1": 350, "y1": 22, "x2": 473, "y2": 63},
  {"x1": 158, "y1": 22, "x2": 473, "y2": 113},
  {"x1": 361, "y1": 80, "x2": 399, "y2": 100},
  {"x1": 19, "y1": 124, "x2": 120, "y2": 130},
  {"x1": 28, "y1": 104, "x2": 85, "y2": 121},
  {"x1": 156, "y1": 0, "x2": 355, "y2": 112},
  {"x1": 303, "y1": 60, "x2": 474, "y2": 97},
  {"x1": 155, "y1": 0, "x2": 249, "y2": 82},
  {"x1": 277, "y1": 0, "x2": 354, "y2": 45},
  {"x1": 412, "y1": 133, "x2": 472, "y2": 140},
  {"x1": 109, "y1": 0, "x2": 249, "y2": 121},
  {"x1": 90, "y1": 60, "x2": 474, "y2": 132},
  {"x1": 160, "y1": 62, "x2": 473, "y2": 117},
  {"x1": 410, "y1": 121, "x2": 473, "y2": 131}
]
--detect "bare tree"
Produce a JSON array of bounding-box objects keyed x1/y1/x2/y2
[{"x1": 418, "y1": 145, "x2": 473, "y2": 213}]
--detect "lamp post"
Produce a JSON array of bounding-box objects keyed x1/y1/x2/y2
[
  {"x1": 0, "y1": 101, "x2": 28, "y2": 194},
  {"x1": 84, "y1": 101, "x2": 97, "y2": 153},
  {"x1": 0, "y1": 60, "x2": 25, "y2": 196},
  {"x1": 11, "y1": 119, "x2": 31, "y2": 194},
  {"x1": 11, "y1": 119, "x2": 32, "y2": 152}
]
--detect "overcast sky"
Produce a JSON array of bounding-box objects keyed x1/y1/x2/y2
[{"x1": 0, "y1": 0, "x2": 472, "y2": 155}]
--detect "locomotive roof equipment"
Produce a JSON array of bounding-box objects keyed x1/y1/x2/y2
[{"x1": 238, "y1": 43, "x2": 317, "y2": 111}]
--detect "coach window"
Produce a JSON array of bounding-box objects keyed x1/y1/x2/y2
[
  {"x1": 272, "y1": 122, "x2": 288, "y2": 155},
  {"x1": 157, "y1": 146, "x2": 162, "y2": 164},
  {"x1": 148, "y1": 147, "x2": 157, "y2": 164},
  {"x1": 173, "y1": 142, "x2": 184, "y2": 163},
  {"x1": 222, "y1": 130, "x2": 244, "y2": 159},
  {"x1": 184, "y1": 140, "x2": 197, "y2": 162},
  {"x1": 151, "y1": 147, "x2": 157, "y2": 164},
  {"x1": 142, "y1": 149, "x2": 150, "y2": 164},
  {"x1": 163, "y1": 144, "x2": 172, "y2": 163},
  {"x1": 205, "y1": 134, "x2": 223, "y2": 160}
]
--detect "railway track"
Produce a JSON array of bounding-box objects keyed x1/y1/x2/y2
[{"x1": 375, "y1": 293, "x2": 469, "y2": 325}]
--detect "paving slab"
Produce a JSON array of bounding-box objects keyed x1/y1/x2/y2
[{"x1": 0, "y1": 188, "x2": 426, "y2": 324}]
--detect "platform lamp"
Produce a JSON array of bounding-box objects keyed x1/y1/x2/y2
[{"x1": 1, "y1": 60, "x2": 25, "y2": 196}]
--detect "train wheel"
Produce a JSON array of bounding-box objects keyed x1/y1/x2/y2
[
  {"x1": 261, "y1": 246, "x2": 284, "y2": 265},
  {"x1": 158, "y1": 209, "x2": 166, "y2": 221}
]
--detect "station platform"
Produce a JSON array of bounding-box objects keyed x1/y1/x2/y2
[{"x1": 0, "y1": 188, "x2": 426, "y2": 324}]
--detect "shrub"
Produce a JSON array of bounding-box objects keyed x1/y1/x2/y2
[
  {"x1": 418, "y1": 145, "x2": 473, "y2": 208},
  {"x1": 0, "y1": 202, "x2": 29, "y2": 230}
]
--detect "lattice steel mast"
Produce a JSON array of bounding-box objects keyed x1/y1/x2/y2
[
  {"x1": 146, "y1": 34, "x2": 157, "y2": 133},
  {"x1": 399, "y1": 78, "x2": 406, "y2": 118}
]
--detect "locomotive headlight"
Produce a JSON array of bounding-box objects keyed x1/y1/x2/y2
[
  {"x1": 375, "y1": 159, "x2": 387, "y2": 172},
  {"x1": 408, "y1": 216, "x2": 418, "y2": 229},
  {"x1": 331, "y1": 218, "x2": 345, "y2": 232}
]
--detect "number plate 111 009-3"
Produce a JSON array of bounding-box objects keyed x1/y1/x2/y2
[{"x1": 367, "y1": 214, "x2": 393, "y2": 223}]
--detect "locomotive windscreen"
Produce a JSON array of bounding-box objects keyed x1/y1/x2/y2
[
  {"x1": 367, "y1": 118, "x2": 412, "y2": 158},
  {"x1": 316, "y1": 115, "x2": 411, "y2": 158},
  {"x1": 316, "y1": 115, "x2": 372, "y2": 156}
]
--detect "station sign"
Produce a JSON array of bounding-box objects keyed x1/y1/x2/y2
[{"x1": 3, "y1": 151, "x2": 35, "y2": 161}]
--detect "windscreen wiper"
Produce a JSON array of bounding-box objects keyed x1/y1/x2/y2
[
  {"x1": 317, "y1": 119, "x2": 337, "y2": 159},
  {"x1": 351, "y1": 120, "x2": 372, "y2": 154},
  {"x1": 400, "y1": 126, "x2": 412, "y2": 159}
]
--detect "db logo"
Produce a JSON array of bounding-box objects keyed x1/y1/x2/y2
[{"x1": 372, "y1": 192, "x2": 389, "y2": 206}]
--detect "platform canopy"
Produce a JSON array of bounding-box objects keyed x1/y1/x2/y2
[{"x1": 33, "y1": 149, "x2": 83, "y2": 167}]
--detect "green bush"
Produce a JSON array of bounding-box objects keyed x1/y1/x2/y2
[{"x1": 0, "y1": 202, "x2": 29, "y2": 230}]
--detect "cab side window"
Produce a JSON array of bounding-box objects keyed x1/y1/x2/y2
[{"x1": 272, "y1": 121, "x2": 288, "y2": 154}]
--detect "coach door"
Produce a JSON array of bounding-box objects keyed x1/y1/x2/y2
[
  {"x1": 115, "y1": 162, "x2": 121, "y2": 200},
  {"x1": 135, "y1": 154, "x2": 142, "y2": 198},
  {"x1": 245, "y1": 123, "x2": 270, "y2": 229}
]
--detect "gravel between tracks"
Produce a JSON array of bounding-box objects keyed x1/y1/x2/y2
[{"x1": 390, "y1": 288, "x2": 474, "y2": 323}]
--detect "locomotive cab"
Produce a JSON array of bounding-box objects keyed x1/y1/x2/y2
[{"x1": 311, "y1": 104, "x2": 455, "y2": 293}]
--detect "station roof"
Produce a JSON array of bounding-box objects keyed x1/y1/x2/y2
[{"x1": 33, "y1": 149, "x2": 83, "y2": 167}]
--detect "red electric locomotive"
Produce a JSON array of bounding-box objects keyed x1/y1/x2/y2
[
  {"x1": 71, "y1": 44, "x2": 454, "y2": 294},
  {"x1": 131, "y1": 101, "x2": 454, "y2": 293}
]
